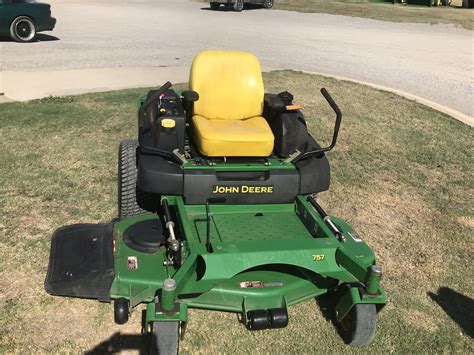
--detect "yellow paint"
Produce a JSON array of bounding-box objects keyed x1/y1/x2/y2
[
  {"x1": 189, "y1": 50, "x2": 274, "y2": 157},
  {"x1": 312, "y1": 254, "x2": 325, "y2": 261},
  {"x1": 161, "y1": 118, "x2": 176, "y2": 128}
]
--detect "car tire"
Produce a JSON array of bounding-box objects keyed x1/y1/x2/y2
[
  {"x1": 233, "y1": 0, "x2": 244, "y2": 11},
  {"x1": 210, "y1": 2, "x2": 220, "y2": 10},
  {"x1": 10, "y1": 16, "x2": 36, "y2": 43},
  {"x1": 263, "y1": 0, "x2": 273, "y2": 9}
]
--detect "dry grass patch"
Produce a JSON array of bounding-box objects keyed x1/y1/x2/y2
[{"x1": 273, "y1": 0, "x2": 474, "y2": 30}]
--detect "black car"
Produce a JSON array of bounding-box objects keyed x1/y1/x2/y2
[
  {"x1": 0, "y1": 0, "x2": 56, "y2": 42},
  {"x1": 210, "y1": 0, "x2": 273, "y2": 12}
]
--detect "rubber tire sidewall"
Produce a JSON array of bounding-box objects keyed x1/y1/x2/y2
[
  {"x1": 263, "y1": 0, "x2": 273, "y2": 9},
  {"x1": 118, "y1": 139, "x2": 147, "y2": 219},
  {"x1": 150, "y1": 321, "x2": 180, "y2": 355},
  {"x1": 10, "y1": 16, "x2": 36, "y2": 43},
  {"x1": 340, "y1": 303, "x2": 377, "y2": 347},
  {"x1": 234, "y1": 0, "x2": 244, "y2": 11}
]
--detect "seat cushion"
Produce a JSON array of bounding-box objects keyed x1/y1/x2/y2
[
  {"x1": 190, "y1": 50, "x2": 264, "y2": 120},
  {"x1": 192, "y1": 115, "x2": 274, "y2": 157}
]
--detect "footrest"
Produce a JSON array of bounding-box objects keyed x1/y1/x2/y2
[{"x1": 44, "y1": 223, "x2": 115, "y2": 301}]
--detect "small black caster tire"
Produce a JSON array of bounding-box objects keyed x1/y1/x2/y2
[
  {"x1": 268, "y1": 308, "x2": 288, "y2": 328},
  {"x1": 150, "y1": 321, "x2": 180, "y2": 355},
  {"x1": 339, "y1": 304, "x2": 377, "y2": 346},
  {"x1": 114, "y1": 298, "x2": 129, "y2": 325},
  {"x1": 210, "y1": 2, "x2": 220, "y2": 10},
  {"x1": 233, "y1": 0, "x2": 244, "y2": 11},
  {"x1": 247, "y1": 310, "x2": 270, "y2": 330}
]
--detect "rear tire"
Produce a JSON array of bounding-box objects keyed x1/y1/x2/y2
[
  {"x1": 118, "y1": 139, "x2": 147, "y2": 219},
  {"x1": 263, "y1": 0, "x2": 273, "y2": 9},
  {"x1": 210, "y1": 2, "x2": 220, "y2": 10},
  {"x1": 10, "y1": 16, "x2": 36, "y2": 43},
  {"x1": 233, "y1": 0, "x2": 244, "y2": 11},
  {"x1": 150, "y1": 321, "x2": 180, "y2": 355},
  {"x1": 339, "y1": 304, "x2": 377, "y2": 346}
]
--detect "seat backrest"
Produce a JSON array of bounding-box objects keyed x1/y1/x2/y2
[{"x1": 190, "y1": 50, "x2": 264, "y2": 120}]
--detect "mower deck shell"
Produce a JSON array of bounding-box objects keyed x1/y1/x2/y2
[{"x1": 107, "y1": 195, "x2": 386, "y2": 322}]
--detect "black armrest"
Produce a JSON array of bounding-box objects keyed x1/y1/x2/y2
[
  {"x1": 182, "y1": 90, "x2": 199, "y2": 103},
  {"x1": 264, "y1": 93, "x2": 286, "y2": 112},
  {"x1": 181, "y1": 91, "x2": 199, "y2": 121}
]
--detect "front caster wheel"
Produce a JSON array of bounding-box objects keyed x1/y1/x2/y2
[
  {"x1": 150, "y1": 321, "x2": 180, "y2": 355},
  {"x1": 338, "y1": 304, "x2": 377, "y2": 346}
]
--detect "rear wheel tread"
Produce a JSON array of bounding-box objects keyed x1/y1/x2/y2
[{"x1": 118, "y1": 139, "x2": 147, "y2": 219}]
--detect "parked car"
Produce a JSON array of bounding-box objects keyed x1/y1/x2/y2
[
  {"x1": 0, "y1": 0, "x2": 56, "y2": 42},
  {"x1": 210, "y1": 0, "x2": 273, "y2": 12}
]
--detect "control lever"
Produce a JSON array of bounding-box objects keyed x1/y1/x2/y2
[
  {"x1": 161, "y1": 198, "x2": 179, "y2": 252},
  {"x1": 307, "y1": 195, "x2": 346, "y2": 243},
  {"x1": 139, "y1": 81, "x2": 172, "y2": 118},
  {"x1": 292, "y1": 88, "x2": 342, "y2": 163},
  {"x1": 205, "y1": 198, "x2": 226, "y2": 253}
]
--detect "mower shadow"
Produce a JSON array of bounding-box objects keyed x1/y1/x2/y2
[
  {"x1": 315, "y1": 291, "x2": 354, "y2": 344},
  {"x1": 428, "y1": 287, "x2": 474, "y2": 338},
  {"x1": 85, "y1": 332, "x2": 149, "y2": 354},
  {"x1": 315, "y1": 292, "x2": 338, "y2": 321}
]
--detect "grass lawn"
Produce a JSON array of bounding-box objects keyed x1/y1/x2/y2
[
  {"x1": 272, "y1": 0, "x2": 474, "y2": 30},
  {"x1": 0, "y1": 71, "x2": 472, "y2": 353}
]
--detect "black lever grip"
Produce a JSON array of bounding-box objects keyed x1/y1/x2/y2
[
  {"x1": 292, "y1": 88, "x2": 343, "y2": 163},
  {"x1": 139, "y1": 81, "x2": 172, "y2": 115}
]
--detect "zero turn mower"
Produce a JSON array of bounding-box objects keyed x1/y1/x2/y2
[{"x1": 45, "y1": 50, "x2": 387, "y2": 354}]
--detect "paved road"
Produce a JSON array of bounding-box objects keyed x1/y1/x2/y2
[{"x1": 1, "y1": 0, "x2": 472, "y2": 117}]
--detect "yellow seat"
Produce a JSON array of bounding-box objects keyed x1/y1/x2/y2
[
  {"x1": 192, "y1": 115, "x2": 275, "y2": 157},
  {"x1": 190, "y1": 50, "x2": 274, "y2": 157}
]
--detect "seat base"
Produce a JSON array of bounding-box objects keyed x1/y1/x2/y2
[{"x1": 192, "y1": 115, "x2": 274, "y2": 157}]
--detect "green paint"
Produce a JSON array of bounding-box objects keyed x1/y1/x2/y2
[
  {"x1": 366, "y1": 265, "x2": 382, "y2": 295},
  {"x1": 335, "y1": 286, "x2": 387, "y2": 322},
  {"x1": 110, "y1": 195, "x2": 386, "y2": 330},
  {"x1": 161, "y1": 279, "x2": 177, "y2": 312}
]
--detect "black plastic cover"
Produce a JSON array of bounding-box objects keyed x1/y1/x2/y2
[
  {"x1": 139, "y1": 89, "x2": 186, "y2": 154},
  {"x1": 44, "y1": 223, "x2": 115, "y2": 301},
  {"x1": 137, "y1": 153, "x2": 184, "y2": 195},
  {"x1": 183, "y1": 169, "x2": 299, "y2": 204},
  {"x1": 296, "y1": 136, "x2": 330, "y2": 194},
  {"x1": 270, "y1": 111, "x2": 308, "y2": 158},
  {"x1": 123, "y1": 219, "x2": 166, "y2": 253},
  {"x1": 136, "y1": 148, "x2": 329, "y2": 200},
  {"x1": 263, "y1": 93, "x2": 286, "y2": 117}
]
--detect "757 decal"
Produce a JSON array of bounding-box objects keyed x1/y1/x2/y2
[{"x1": 312, "y1": 254, "x2": 325, "y2": 261}]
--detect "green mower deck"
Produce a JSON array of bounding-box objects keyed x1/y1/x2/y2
[{"x1": 109, "y1": 195, "x2": 386, "y2": 330}]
